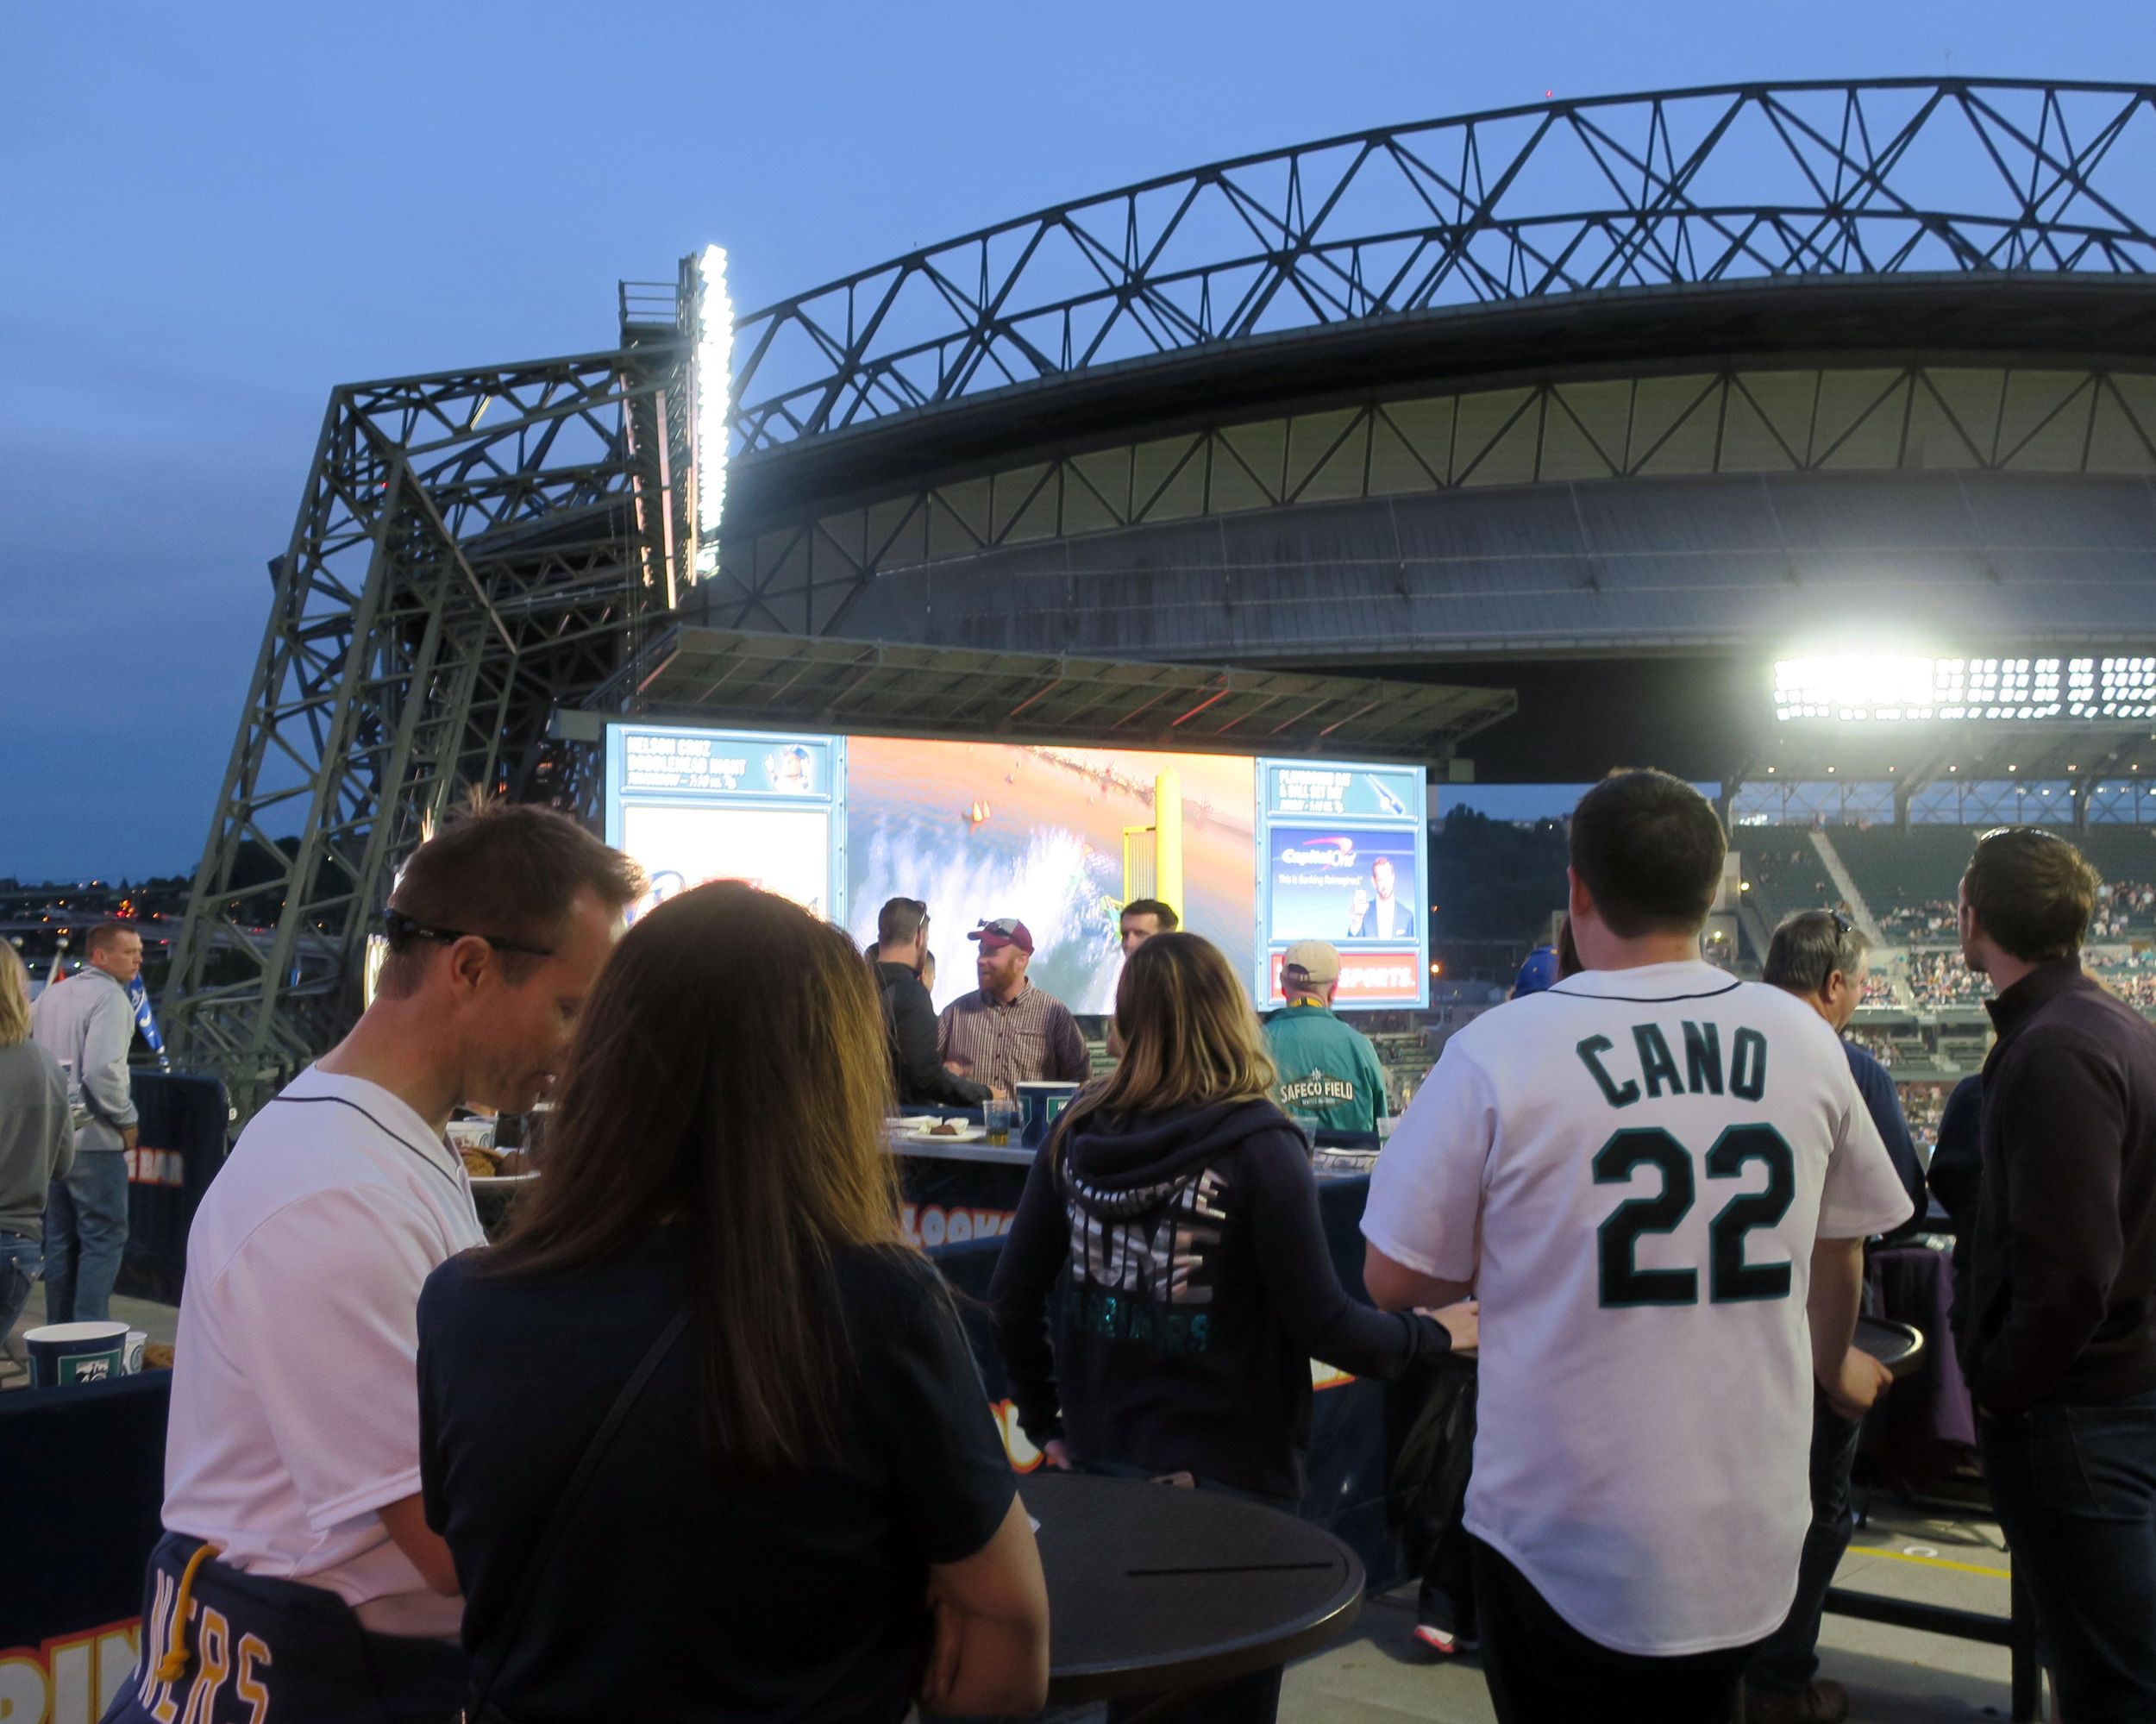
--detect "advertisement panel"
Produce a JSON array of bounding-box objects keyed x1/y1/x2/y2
[
  {"x1": 605, "y1": 726, "x2": 846, "y2": 924},
  {"x1": 1256, "y1": 761, "x2": 1429, "y2": 1006}
]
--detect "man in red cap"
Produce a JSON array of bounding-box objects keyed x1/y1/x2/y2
[{"x1": 937, "y1": 918, "x2": 1090, "y2": 1094}]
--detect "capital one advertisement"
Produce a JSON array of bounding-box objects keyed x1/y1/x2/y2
[
  {"x1": 605, "y1": 725, "x2": 1429, "y2": 1011},
  {"x1": 1257, "y1": 762, "x2": 1429, "y2": 1004}
]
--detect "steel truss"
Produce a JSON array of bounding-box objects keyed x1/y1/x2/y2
[
  {"x1": 166, "y1": 329, "x2": 693, "y2": 1111},
  {"x1": 728, "y1": 79, "x2": 2156, "y2": 451},
  {"x1": 167, "y1": 81, "x2": 2156, "y2": 1105}
]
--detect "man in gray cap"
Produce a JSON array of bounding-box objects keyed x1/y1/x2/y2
[{"x1": 1264, "y1": 940, "x2": 1390, "y2": 1138}]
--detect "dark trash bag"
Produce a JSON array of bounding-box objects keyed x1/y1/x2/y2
[{"x1": 1392, "y1": 1353, "x2": 1479, "y2": 1636}]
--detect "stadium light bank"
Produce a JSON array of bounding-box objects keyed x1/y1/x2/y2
[
  {"x1": 1773, "y1": 654, "x2": 2156, "y2": 726},
  {"x1": 695, "y1": 242, "x2": 735, "y2": 580}
]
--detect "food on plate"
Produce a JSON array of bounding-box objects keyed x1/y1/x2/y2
[
  {"x1": 461, "y1": 1144, "x2": 505, "y2": 1179},
  {"x1": 926, "y1": 1121, "x2": 961, "y2": 1137}
]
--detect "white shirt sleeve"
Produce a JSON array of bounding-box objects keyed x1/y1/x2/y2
[
  {"x1": 211, "y1": 1184, "x2": 449, "y2": 1529},
  {"x1": 1361, "y1": 1038, "x2": 1496, "y2": 1282},
  {"x1": 1816, "y1": 1070, "x2": 1915, "y2": 1240}
]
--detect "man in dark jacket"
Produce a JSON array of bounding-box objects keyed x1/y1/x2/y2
[
  {"x1": 1959, "y1": 827, "x2": 2156, "y2": 1723},
  {"x1": 874, "y1": 897, "x2": 990, "y2": 1109}
]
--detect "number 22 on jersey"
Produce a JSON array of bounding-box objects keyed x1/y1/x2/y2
[{"x1": 1592, "y1": 1125, "x2": 1796, "y2": 1307}]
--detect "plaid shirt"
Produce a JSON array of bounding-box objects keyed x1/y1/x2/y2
[{"x1": 937, "y1": 982, "x2": 1091, "y2": 1093}]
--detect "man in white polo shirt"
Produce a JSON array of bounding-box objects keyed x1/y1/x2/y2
[
  {"x1": 1362, "y1": 771, "x2": 1911, "y2": 1724},
  {"x1": 107, "y1": 802, "x2": 641, "y2": 1724}
]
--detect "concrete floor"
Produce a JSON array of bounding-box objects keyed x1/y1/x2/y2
[
  {"x1": 6, "y1": 1296, "x2": 2031, "y2": 1720},
  {"x1": 1278, "y1": 1501, "x2": 2023, "y2": 1723}
]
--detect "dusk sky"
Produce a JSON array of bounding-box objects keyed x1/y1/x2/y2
[{"x1": 3, "y1": 2, "x2": 2149, "y2": 881}]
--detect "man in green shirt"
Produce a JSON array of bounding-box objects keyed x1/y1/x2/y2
[{"x1": 1265, "y1": 940, "x2": 1390, "y2": 1138}]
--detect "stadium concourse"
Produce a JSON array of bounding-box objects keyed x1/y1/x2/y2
[{"x1": 95, "y1": 78, "x2": 2151, "y2": 1724}]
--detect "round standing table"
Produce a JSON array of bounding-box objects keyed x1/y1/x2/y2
[
  {"x1": 1854, "y1": 1315, "x2": 1925, "y2": 1381},
  {"x1": 1018, "y1": 1472, "x2": 1365, "y2": 1709}
]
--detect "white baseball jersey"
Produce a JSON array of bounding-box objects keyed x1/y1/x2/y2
[
  {"x1": 162, "y1": 1067, "x2": 486, "y2": 1637},
  {"x1": 1363, "y1": 960, "x2": 1912, "y2": 1656}
]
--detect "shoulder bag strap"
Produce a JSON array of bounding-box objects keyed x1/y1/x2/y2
[{"x1": 463, "y1": 1306, "x2": 692, "y2": 1723}]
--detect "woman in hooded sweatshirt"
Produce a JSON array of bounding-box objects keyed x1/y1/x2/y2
[{"x1": 989, "y1": 931, "x2": 1474, "y2": 1720}]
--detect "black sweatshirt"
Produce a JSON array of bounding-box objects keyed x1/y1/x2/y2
[
  {"x1": 987, "y1": 1096, "x2": 1450, "y2": 1500},
  {"x1": 1965, "y1": 958, "x2": 2156, "y2": 1418},
  {"x1": 1926, "y1": 1072, "x2": 1984, "y2": 1349},
  {"x1": 877, "y1": 962, "x2": 991, "y2": 1108}
]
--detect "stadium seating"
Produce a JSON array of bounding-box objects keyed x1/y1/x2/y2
[
  {"x1": 2075, "y1": 828, "x2": 2156, "y2": 936},
  {"x1": 1827, "y1": 826, "x2": 1980, "y2": 945},
  {"x1": 1835, "y1": 824, "x2": 2156, "y2": 950},
  {"x1": 1732, "y1": 827, "x2": 1844, "y2": 931}
]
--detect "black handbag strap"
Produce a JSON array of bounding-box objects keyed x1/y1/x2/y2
[{"x1": 464, "y1": 1306, "x2": 692, "y2": 1722}]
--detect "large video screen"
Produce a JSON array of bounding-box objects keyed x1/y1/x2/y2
[{"x1": 605, "y1": 724, "x2": 1429, "y2": 1011}]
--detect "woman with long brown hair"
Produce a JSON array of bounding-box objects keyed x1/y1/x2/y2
[
  {"x1": 417, "y1": 881, "x2": 1047, "y2": 1722},
  {"x1": 0, "y1": 943, "x2": 72, "y2": 1362},
  {"x1": 989, "y1": 931, "x2": 1472, "y2": 1721}
]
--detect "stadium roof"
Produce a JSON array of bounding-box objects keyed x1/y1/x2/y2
[{"x1": 583, "y1": 626, "x2": 1516, "y2": 762}]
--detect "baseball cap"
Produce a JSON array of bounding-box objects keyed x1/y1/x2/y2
[
  {"x1": 968, "y1": 917, "x2": 1035, "y2": 955},
  {"x1": 1513, "y1": 943, "x2": 1559, "y2": 997},
  {"x1": 1280, "y1": 939, "x2": 1341, "y2": 987}
]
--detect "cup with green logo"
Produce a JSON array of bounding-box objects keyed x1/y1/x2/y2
[{"x1": 25, "y1": 1321, "x2": 130, "y2": 1389}]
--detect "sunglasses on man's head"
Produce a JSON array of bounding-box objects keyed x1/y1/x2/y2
[{"x1": 381, "y1": 908, "x2": 555, "y2": 960}]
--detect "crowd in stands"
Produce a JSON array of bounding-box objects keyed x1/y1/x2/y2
[
  {"x1": 1874, "y1": 880, "x2": 2156, "y2": 947},
  {"x1": 1897, "y1": 1080, "x2": 1950, "y2": 1154},
  {"x1": 1847, "y1": 1029, "x2": 1898, "y2": 1067},
  {"x1": 1904, "y1": 950, "x2": 1992, "y2": 1008},
  {"x1": 2088, "y1": 949, "x2": 2156, "y2": 1008},
  {"x1": 2091, "y1": 880, "x2": 2156, "y2": 939},
  {"x1": 1876, "y1": 899, "x2": 1959, "y2": 943}
]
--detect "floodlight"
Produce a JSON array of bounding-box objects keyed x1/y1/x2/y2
[{"x1": 693, "y1": 244, "x2": 736, "y2": 580}]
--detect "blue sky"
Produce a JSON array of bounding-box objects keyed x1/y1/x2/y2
[{"x1": 3, "y1": 1, "x2": 2149, "y2": 880}]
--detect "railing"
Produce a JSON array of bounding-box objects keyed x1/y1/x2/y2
[
  {"x1": 618, "y1": 279, "x2": 681, "y2": 334},
  {"x1": 724, "y1": 79, "x2": 2156, "y2": 455}
]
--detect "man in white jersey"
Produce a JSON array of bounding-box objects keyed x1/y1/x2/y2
[
  {"x1": 104, "y1": 803, "x2": 642, "y2": 1724},
  {"x1": 1362, "y1": 771, "x2": 1911, "y2": 1724}
]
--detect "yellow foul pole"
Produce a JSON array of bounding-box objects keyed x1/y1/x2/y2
[{"x1": 1154, "y1": 768, "x2": 1184, "y2": 920}]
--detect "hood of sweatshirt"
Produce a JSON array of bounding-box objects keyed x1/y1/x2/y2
[{"x1": 1058, "y1": 1097, "x2": 1302, "y2": 1219}]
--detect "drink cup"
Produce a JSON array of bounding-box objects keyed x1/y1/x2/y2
[
  {"x1": 25, "y1": 1321, "x2": 130, "y2": 1389},
  {"x1": 1015, "y1": 1082, "x2": 1081, "y2": 1148},
  {"x1": 983, "y1": 1098, "x2": 1020, "y2": 1146}
]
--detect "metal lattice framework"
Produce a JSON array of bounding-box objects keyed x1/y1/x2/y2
[
  {"x1": 168, "y1": 80, "x2": 2156, "y2": 1104},
  {"x1": 729, "y1": 78, "x2": 2156, "y2": 452},
  {"x1": 166, "y1": 333, "x2": 694, "y2": 1107}
]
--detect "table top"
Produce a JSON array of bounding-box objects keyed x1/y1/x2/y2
[
  {"x1": 1855, "y1": 1315, "x2": 1926, "y2": 1382},
  {"x1": 1018, "y1": 1471, "x2": 1364, "y2": 1702},
  {"x1": 882, "y1": 1127, "x2": 1037, "y2": 1167}
]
